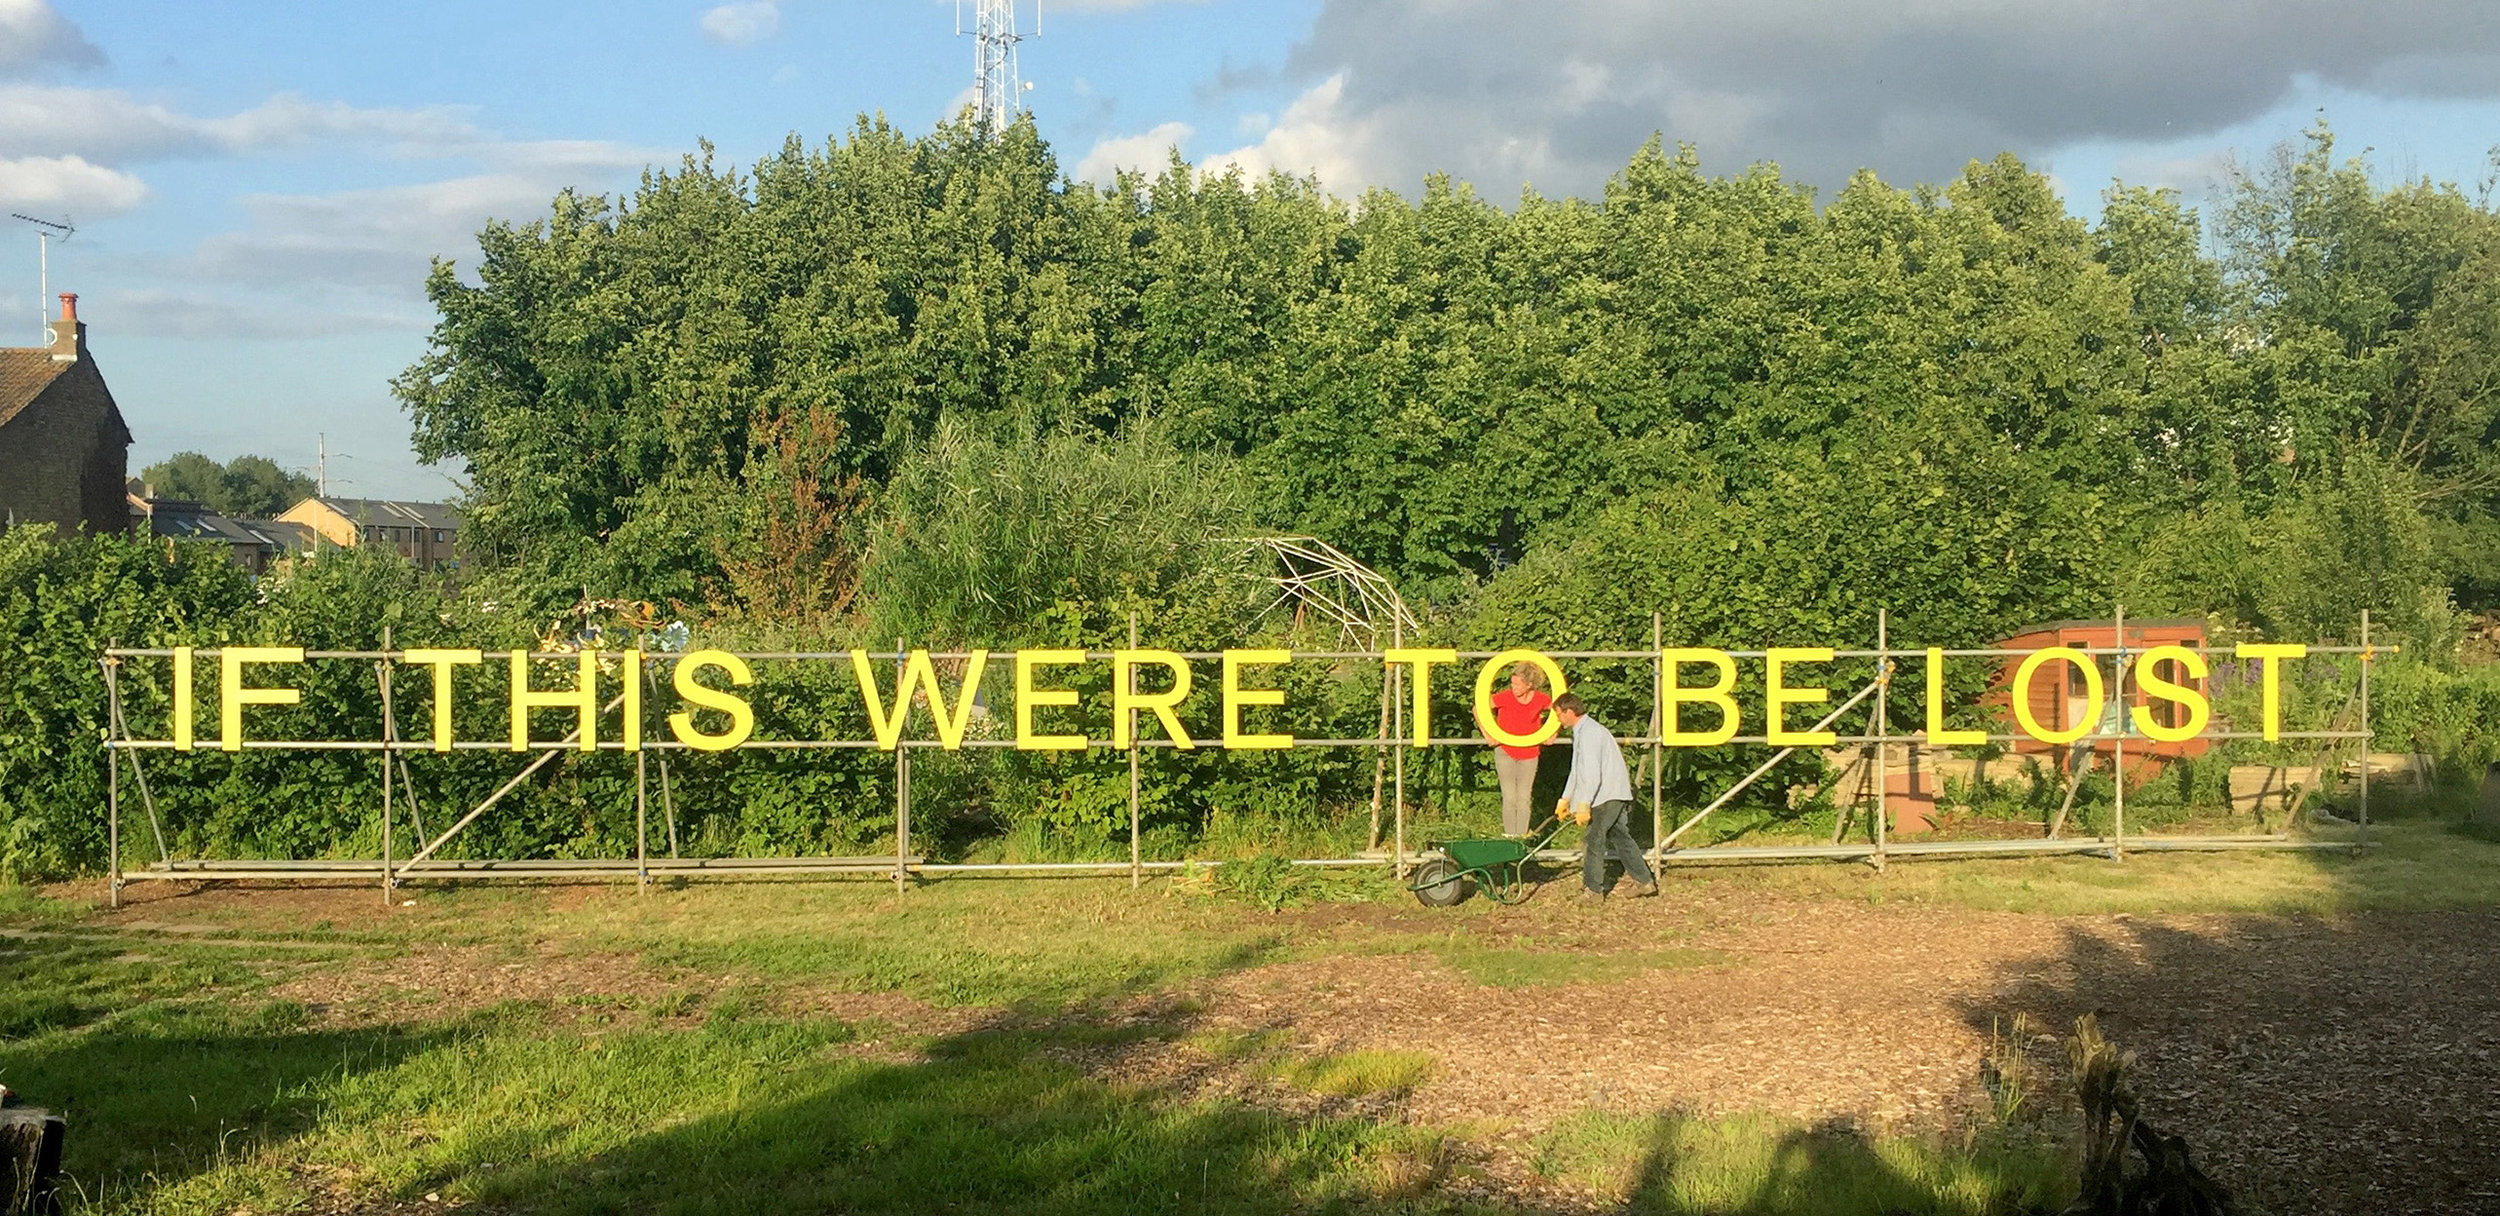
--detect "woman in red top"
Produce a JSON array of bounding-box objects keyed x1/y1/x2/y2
[{"x1": 1489, "y1": 663, "x2": 1552, "y2": 836}]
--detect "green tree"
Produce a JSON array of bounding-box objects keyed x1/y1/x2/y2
[{"x1": 136, "y1": 452, "x2": 316, "y2": 518}]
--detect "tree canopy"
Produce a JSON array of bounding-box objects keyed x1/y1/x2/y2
[
  {"x1": 136, "y1": 452, "x2": 318, "y2": 519},
  {"x1": 393, "y1": 116, "x2": 2500, "y2": 649}
]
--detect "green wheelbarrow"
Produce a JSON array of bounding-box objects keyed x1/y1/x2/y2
[{"x1": 1408, "y1": 818, "x2": 1571, "y2": 907}]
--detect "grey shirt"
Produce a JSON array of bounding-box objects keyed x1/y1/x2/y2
[{"x1": 1561, "y1": 713, "x2": 1635, "y2": 809}]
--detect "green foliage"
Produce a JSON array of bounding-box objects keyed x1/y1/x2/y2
[
  {"x1": 855, "y1": 420, "x2": 1257, "y2": 648},
  {"x1": 1199, "y1": 854, "x2": 1372, "y2": 911},
  {"x1": 395, "y1": 112, "x2": 2498, "y2": 628},
  {"x1": 135, "y1": 451, "x2": 318, "y2": 518},
  {"x1": 0, "y1": 529, "x2": 255, "y2": 877}
]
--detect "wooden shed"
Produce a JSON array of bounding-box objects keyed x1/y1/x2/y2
[{"x1": 1990, "y1": 618, "x2": 2213, "y2": 767}]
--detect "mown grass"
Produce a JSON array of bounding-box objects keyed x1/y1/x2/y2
[
  {"x1": 1262, "y1": 1048, "x2": 1438, "y2": 1097},
  {"x1": 5, "y1": 996, "x2": 1459, "y2": 1214},
  {"x1": 6, "y1": 804, "x2": 2495, "y2": 1214},
  {"x1": 0, "y1": 922, "x2": 1462, "y2": 1216},
  {"x1": 1532, "y1": 1109, "x2": 2069, "y2": 1215},
  {"x1": 1690, "y1": 819, "x2": 2500, "y2": 915}
]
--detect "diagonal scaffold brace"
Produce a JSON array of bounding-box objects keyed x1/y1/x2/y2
[
  {"x1": 393, "y1": 688, "x2": 631, "y2": 872},
  {"x1": 1651, "y1": 666, "x2": 1890, "y2": 863}
]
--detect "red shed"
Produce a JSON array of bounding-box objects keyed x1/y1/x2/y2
[{"x1": 1990, "y1": 618, "x2": 2213, "y2": 770}]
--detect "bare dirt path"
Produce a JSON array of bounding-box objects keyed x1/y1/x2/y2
[{"x1": 1160, "y1": 884, "x2": 2500, "y2": 1215}]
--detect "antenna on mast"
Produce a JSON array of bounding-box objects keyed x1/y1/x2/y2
[
  {"x1": 958, "y1": 0, "x2": 1035, "y2": 135},
  {"x1": 9, "y1": 213, "x2": 74, "y2": 347}
]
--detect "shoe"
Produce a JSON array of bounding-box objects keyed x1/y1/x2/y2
[
  {"x1": 1623, "y1": 882, "x2": 1660, "y2": 899},
  {"x1": 1577, "y1": 887, "x2": 1608, "y2": 902}
]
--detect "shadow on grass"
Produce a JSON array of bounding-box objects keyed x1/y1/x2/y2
[
  {"x1": 4, "y1": 919, "x2": 1486, "y2": 1215},
  {"x1": 1535, "y1": 1108, "x2": 2066, "y2": 1216},
  {"x1": 0, "y1": 933, "x2": 462, "y2": 1209},
  {"x1": 449, "y1": 1020, "x2": 1453, "y2": 1215}
]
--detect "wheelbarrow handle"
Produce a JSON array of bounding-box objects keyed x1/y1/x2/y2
[{"x1": 1526, "y1": 816, "x2": 1574, "y2": 852}]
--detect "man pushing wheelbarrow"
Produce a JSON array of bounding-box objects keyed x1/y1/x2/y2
[
  {"x1": 1552, "y1": 692, "x2": 1659, "y2": 901},
  {"x1": 1410, "y1": 691, "x2": 1658, "y2": 906}
]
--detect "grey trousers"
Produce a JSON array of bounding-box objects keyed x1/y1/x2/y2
[
  {"x1": 1583, "y1": 798, "x2": 1655, "y2": 894},
  {"x1": 1494, "y1": 750, "x2": 1539, "y2": 835}
]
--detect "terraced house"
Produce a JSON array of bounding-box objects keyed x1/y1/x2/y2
[{"x1": 277, "y1": 495, "x2": 462, "y2": 574}]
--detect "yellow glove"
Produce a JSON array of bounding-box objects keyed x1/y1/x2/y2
[
  {"x1": 1554, "y1": 797, "x2": 1572, "y2": 825},
  {"x1": 1568, "y1": 801, "x2": 1592, "y2": 826}
]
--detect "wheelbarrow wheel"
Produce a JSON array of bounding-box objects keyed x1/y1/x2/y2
[{"x1": 1412, "y1": 856, "x2": 1469, "y2": 907}]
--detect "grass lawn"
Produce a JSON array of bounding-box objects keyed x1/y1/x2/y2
[{"x1": 3, "y1": 813, "x2": 2493, "y2": 1214}]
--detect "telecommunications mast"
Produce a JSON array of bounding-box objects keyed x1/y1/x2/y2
[
  {"x1": 9, "y1": 213, "x2": 74, "y2": 347},
  {"x1": 957, "y1": 0, "x2": 1036, "y2": 134}
]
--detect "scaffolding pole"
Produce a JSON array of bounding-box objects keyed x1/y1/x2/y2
[
  {"x1": 2113, "y1": 605, "x2": 2127, "y2": 862},
  {"x1": 1659, "y1": 676, "x2": 1885, "y2": 854},
  {"x1": 1651, "y1": 613, "x2": 1664, "y2": 868},
  {"x1": 2358, "y1": 609, "x2": 2372, "y2": 851},
  {"x1": 895, "y1": 641, "x2": 910, "y2": 894},
  {"x1": 377, "y1": 628, "x2": 395, "y2": 907},
  {"x1": 1129, "y1": 612, "x2": 1142, "y2": 890},
  {"x1": 101, "y1": 656, "x2": 171, "y2": 868},
  {"x1": 1874, "y1": 612, "x2": 1888, "y2": 872},
  {"x1": 105, "y1": 658, "x2": 120, "y2": 909},
  {"x1": 1392, "y1": 620, "x2": 1407, "y2": 879}
]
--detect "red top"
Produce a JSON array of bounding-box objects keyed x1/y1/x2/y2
[{"x1": 1490, "y1": 688, "x2": 1552, "y2": 760}]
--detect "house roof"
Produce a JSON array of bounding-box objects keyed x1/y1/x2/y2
[
  {"x1": 305, "y1": 496, "x2": 461, "y2": 532},
  {"x1": 236, "y1": 518, "x2": 314, "y2": 549},
  {"x1": 138, "y1": 499, "x2": 310, "y2": 550},
  {"x1": 0, "y1": 349, "x2": 73, "y2": 430}
]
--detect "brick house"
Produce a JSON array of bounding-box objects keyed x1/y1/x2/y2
[{"x1": 0, "y1": 294, "x2": 132, "y2": 537}]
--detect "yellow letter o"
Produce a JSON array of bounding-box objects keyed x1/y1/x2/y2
[
  {"x1": 1473, "y1": 649, "x2": 1568, "y2": 748},
  {"x1": 2012, "y1": 647, "x2": 2102, "y2": 746}
]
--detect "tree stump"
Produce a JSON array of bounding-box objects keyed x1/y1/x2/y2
[{"x1": 0, "y1": 1108, "x2": 64, "y2": 1216}]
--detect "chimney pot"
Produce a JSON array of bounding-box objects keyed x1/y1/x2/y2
[{"x1": 47, "y1": 292, "x2": 80, "y2": 362}]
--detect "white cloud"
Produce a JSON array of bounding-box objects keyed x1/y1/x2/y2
[
  {"x1": 2102, "y1": 148, "x2": 2239, "y2": 201},
  {"x1": 1204, "y1": 75, "x2": 1375, "y2": 188},
  {"x1": 1075, "y1": 121, "x2": 1193, "y2": 183},
  {"x1": 103, "y1": 164, "x2": 651, "y2": 341},
  {"x1": 0, "y1": 153, "x2": 145, "y2": 212},
  {"x1": 100, "y1": 287, "x2": 422, "y2": 339},
  {"x1": 1252, "y1": 0, "x2": 2500, "y2": 195},
  {"x1": 3, "y1": 79, "x2": 661, "y2": 339},
  {"x1": 0, "y1": 84, "x2": 480, "y2": 164},
  {"x1": 190, "y1": 169, "x2": 633, "y2": 293},
  {"x1": 0, "y1": 0, "x2": 100, "y2": 77},
  {"x1": 699, "y1": 1, "x2": 781, "y2": 46}
]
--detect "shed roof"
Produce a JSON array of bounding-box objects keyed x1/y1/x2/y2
[{"x1": 2002, "y1": 618, "x2": 2207, "y2": 638}]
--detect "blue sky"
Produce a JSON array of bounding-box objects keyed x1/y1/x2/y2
[{"x1": 4, "y1": 0, "x2": 2497, "y2": 501}]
